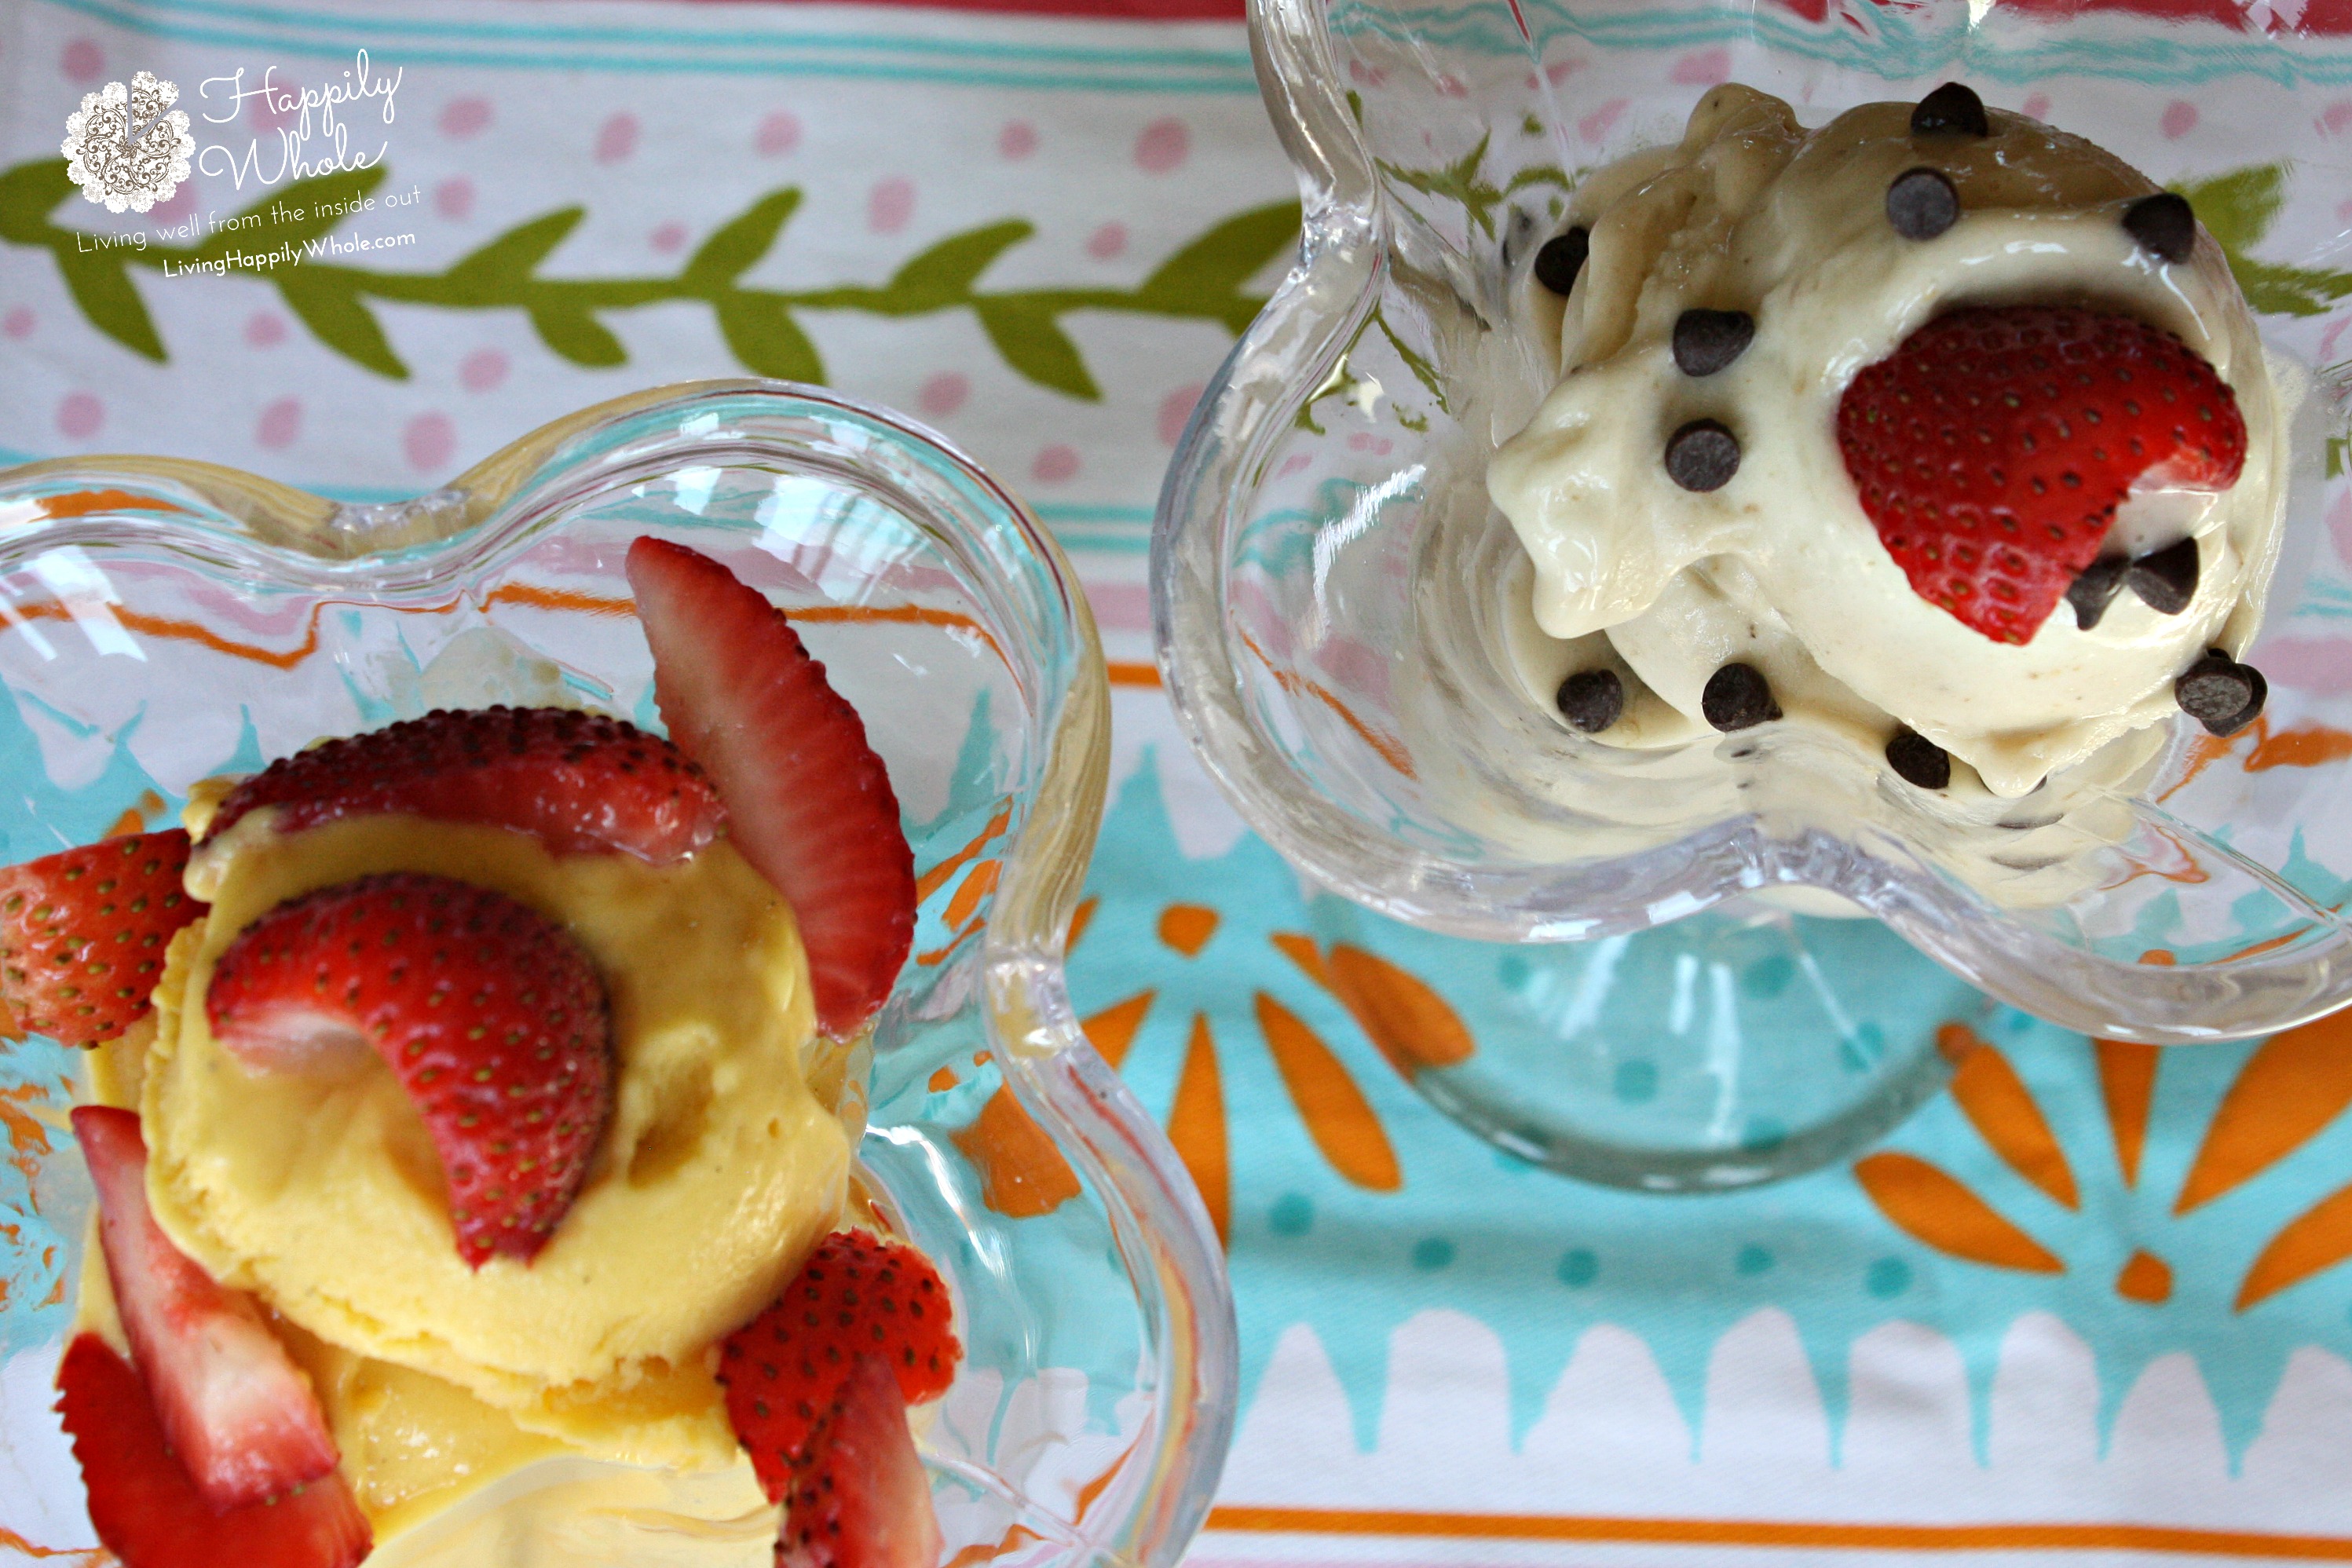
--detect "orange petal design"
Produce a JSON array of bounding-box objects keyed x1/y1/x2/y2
[
  {"x1": 2238, "y1": 1180, "x2": 2352, "y2": 1310},
  {"x1": 2176, "y1": 1010, "x2": 2352, "y2": 1215},
  {"x1": 38, "y1": 488, "x2": 187, "y2": 521},
  {"x1": 1081, "y1": 991, "x2": 1155, "y2": 1071},
  {"x1": 951, "y1": 1084, "x2": 1084, "y2": 1219},
  {"x1": 1325, "y1": 946, "x2": 1475, "y2": 1077},
  {"x1": 928, "y1": 1065, "x2": 959, "y2": 1092},
  {"x1": 916, "y1": 805, "x2": 1015, "y2": 901},
  {"x1": 1271, "y1": 932, "x2": 1333, "y2": 989},
  {"x1": 1254, "y1": 992, "x2": 1402, "y2": 1192},
  {"x1": 946, "y1": 1526, "x2": 1048, "y2": 1568},
  {"x1": 1853, "y1": 1152, "x2": 2063, "y2": 1274},
  {"x1": 1936, "y1": 1025, "x2": 2077, "y2": 1210},
  {"x1": 104, "y1": 791, "x2": 163, "y2": 839},
  {"x1": 2094, "y1": 1039, "x2": 2160, "y2": 1188},
  {"x1": 1158, "y1": 905, "x2": 1220, "y2": 957},
  {"x1": 2248, "y1": 724, "x2": 2352, "y2": 772},
  {"x1": 945, "y1": 860, "x2": 1002, "y2": 930},
  {"x1": 1169, "y1": 1014, "x2": 1230, "y2": 1245},
  {"x1": 1066, "y1": 896, "x2": 1100, "y2": 952},
  {"x1": 2116, "y1": 1249, "x2": 2173, "y2": 1304}
]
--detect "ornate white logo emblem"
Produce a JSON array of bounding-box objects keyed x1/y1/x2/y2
[{"x1": 61, "y1": 71, "x2": 196, "y2": 214}]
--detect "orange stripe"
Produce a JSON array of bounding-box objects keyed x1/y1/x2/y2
[
  {"x1": 1202, "y1": 1506, "x2": 2352, "y2": 1557},
  {"x1": 944, "y1": 860, "x2": 1000, "y2": 929},
  {"x1": 484, "y1": 583, "x2": 635, "y2": 617},
  {"x1": 1108, "y1": 660, "x2": 1161, "y2": 686},
  {"x1": 794, "y1": 602, "x2": 1006, "y2": 667},
  {"x1": 916, "y1": 806, "x2": 1014, "y2": 902},
  {"x1": 915, "y1": 920, "x2": 982, "y2": 968},
  {"x1": 17, "y1": 599, "x2": 326, "y2": 670},
  {"x1": 1235, "y1": 630, "x2": 1414, "y2": 779},
  {"x1": 36, "y1": 488, "x2": 186, "y2": 521}
]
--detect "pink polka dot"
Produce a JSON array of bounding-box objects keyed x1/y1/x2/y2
[
  {"x1": 1433, "y1": 73, "x2": 1468, "y2": 97},
  {"x1": 247, "y1": 82, "x2": 299, "y2": 132},
  {"x1": 595, "y1": 113, "x2": 640, "y2": 164},
  {"x1": 255, "y1": 397, "x2": 302, "y2": 451},
  {"x1": 1158, "y1": 385, "x2": 1205, "y2": 447},
  {"x1": 1086, "y1": 222, "x2": 1128, "y2": 261},
  {"x1": 1579, "y1": 99, "x2": 1629, "y2": 144},
  {"x1": 1031, "y1": 444, "x2": 1080, "y2": 484},
  {"x1": 2160, "y1": 101, "x2": 2198, "y2": 138},
  {"x1": 757, "y1": 111, "x2": 803, "y2": 156},
  {"x1": 1346, "y1": 432, "x2": 1394, "y2": 456},
  {"x1": 918, "y1": 372, "x2": 969, "y2": 418},
  {"x1": 440, "y1": 97, "x2": 493, "y2": 139},
  {"x1": 2338, "y1": 196, "x2": 2352, "y2": 225},
  {"x1": 433, "y1": 177, "x2": 475, "y2": 221},
  {"x1": 2021, "y1": 92, "x2": 2052, "y2": 122},
  {"x1": 459, "y1": 348, "x2": 509, "y2": 393},
  {"x1": 1135, "y1": 119, "x2": 1190, "y2": 174},
  {"x1": 2, "y1": 307, "x2": 33, "y2": 341},
  {"x1": 244, "y1": 311, "x2": 288, "y2": 348},
  {"x1": 1669, "y1": 46, "x2": 1732, "y2": 86},
  {"x1": 1545, "y1": 60, "x2": 1583, "y2": 84},
  {"x1": 404, "y1": 413, "x2": 457, "y2": 473},
  {"x1": 149, "y1": 183, "x2": 196, "y2": 225},
  {"x1": 57, "y1": 393, "x2": 103, "y2": 441},
  {"x1": 62, "y1": 40, "x2": 104, "y2": 83},
  {"x1": 651, "y1": 221, "x2": 688, "y2": 254},
  {"x1": 1348, "y1": 60, "x2": 1388, "y2": 89},
  {"x1": 2321, "y1": 101, "x2": 2352, "y2": 136},
  {"x1": 1278, "y1": 452, "x2": 1313, "y2": 477},
  {"x1": 868, "y1": 177, "x2": 915, "y2": 234},
  {"x1": 999, "y1": 120, "x2": 1038, "y2": 159}
]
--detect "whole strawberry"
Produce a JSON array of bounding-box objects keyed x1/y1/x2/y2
[
  {"x1": 203, "y1": 706, "x2": 723, "y2": 864},
  {"x1": 0, "y1": 829, "x2": 200, "y2": 1045},
  {"x1": 1837, "y1": 305, "x2": 2247, "y2": 645},
  {"x1": 206, "y1": 872, "x2": 611, "y2": 1267}
]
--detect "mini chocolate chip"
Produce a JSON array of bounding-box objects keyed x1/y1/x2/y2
[
  {"x1": 1910, "y1": 82, "x2": 1990, "y2": 137},
  {"x1": 1556, "y1": 667, "x2": 1624, "y2": 733},
  {"x1": 2127, "y1": 536, "x2": 2199, "y2": 616},
  {"x1": 2176, "y1": 649, "x2": 2266, "y2": 736},
  {"x1": 1702, "y1": 663, "x2": 1780, "y2": 732},
  {"x1": 1672, "y1": 309, "x2": 1754, "y2": 378},
  {"x1": 1886, "y1": 728, "x2": 1951, "y2": 790},
  {"x1": 1886, "y1": 167, "x2": 1960, "y2": 240},
  {"x1": 2068, "y1": 554, "x2": 2130, "y2": 630},
  {"x1": 2123, "y1": 192, "x2": 2196, "y2": 265},
  {"x1": 1533, "y1": 226, "x2": 1590, "y2": 296},
  {"x1": 1665, "y1": 419, "x2": 1740, "y2": 492}
]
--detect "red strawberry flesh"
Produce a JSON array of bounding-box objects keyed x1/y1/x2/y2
[
  {"x1": 203, "y1": 706, "x2": 724, "y2": 864},
  {"x1": 0, "y1": 830, "x2": 200, "y2": 1046},
  {"x1": 625, "y1": 538, "x2": 916, "y2": 1036},
  {"x1": 1836, "y1": 305, "x2": 2248, "y2": 645},
  {"x1": 57, "y1": 1332, "x2": 371, "y2": 1568},
  {"x1": 205, "y1": 872, "x2": 612, "y2": 1267},
  {"x1": 775, "y1": 1354, "x2": 943, "y2": 1568},
  {"x1": 719, "y1": 1230, "x2": 960, "y2": 1500},
  {"x1": 73, "y1": 1106, "x2": 340, "y2": 1512}
]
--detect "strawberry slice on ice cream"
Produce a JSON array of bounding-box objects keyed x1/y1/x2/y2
[
  {"x1": 626, "y1": 537, "x2": 916, "y2": 1036},
  {"x1": 0, "y1": 830, "x2": 200, "y2": 1046},
  {"x1": 775, "y1": 1354, "x2": 946, "y2": 1568},
  {"x1": 205, "y1": 872, "x2": 613, "y2": 1267},
  {"x1": 57, "y1": 1333, "x2": 371, "y2": 1568},
  {"x1": 72, "y1": 1106, "x2": 341, "y2": 1511},
  {"x1": 1837, "y1": 305, "x2": 2248, "y2": 645}
]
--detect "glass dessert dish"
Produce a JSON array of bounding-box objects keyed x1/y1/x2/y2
[
  {"x1": 0, "y1": 382, "x2": 1234, "y2": 1566},
  {"x1": 1156, "y1": 0, "x2": 2352, "y2": 1068}
]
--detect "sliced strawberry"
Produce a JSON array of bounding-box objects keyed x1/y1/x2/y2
[
  {"x1": 775, "y1": 1354, "x2": 942, "y2": 1568},
  {"x1": 1836, "y1": 305, "x2": 2248, "y2": 644},
  {"x1": 72, "y1": 1106, "x2": 339, "y2": 1512},
  {"x1": 205, "y1": 872, "x2": 612, "y2": 1268},
  {"x1": 625, "y1": 538, "x2": 915, "y2": 1036},
  {"x1": 719, "y1": 1230, "x2": 960, "y2": 1500},
  {"x1": 0, "y1": 830, "x2": 199, "y2": 1046},
  {"x1": 57, "y1": 1334, "x2": 371, "y2": 1568},
  {"x1": 203, "y1": 705, "x2": 724, "y2": 863}
]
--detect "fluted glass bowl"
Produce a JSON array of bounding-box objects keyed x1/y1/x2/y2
[
  {"x1": 1157, "y1": 0, "x2": 2352, "y2": 1046},
  {"x1": 0, "y1": 382, "x2": 1233, "y2": 1566}
]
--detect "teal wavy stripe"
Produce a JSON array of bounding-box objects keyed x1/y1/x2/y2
[
  {"x1": 1327, "y1": 0, "x2": 2352, "y2": 86},
  {"x1": 40, "y1": 0, "x2": 1258, "y2": 93}
]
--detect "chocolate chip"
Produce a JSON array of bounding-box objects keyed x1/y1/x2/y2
[
  {"x1": 1534, "y1": 226, "x2": 1590, "y2": 296},
  {"x1": 2068, "y1": 555, "x2": 2130, "y2": 630},
  {"x1": 2176, "y1": 649, "x2": 2267, "y2": 736},
  {"x1": 1910, "y1": 82, "x2": 1990, "y2": 137},
  {"x1": 1672, "y1": 309, "x2": 1754, "y2": 377},
  {"x1": 1556, "y1": 667, "x2": 1624, "y2": 733},
  {"x1": 1703, "y1": 663, "x2": 1780, "y2": 732},
  {"x1": 1886, "y1": 728, "x2": 1951, "y2": 790},
  {"x1": 2123, "y1": 192, "x2": 2196, "y2": 265},
  {"x1": 1665, "y1": 419, "x2": 1740, "y2": 492},
  {"x1": 1886, "y1": 167, "x2": 1960, "y2": 240},
  {"x1": 2127, "y1": 536, "x2": 2199, "y2": 615}
]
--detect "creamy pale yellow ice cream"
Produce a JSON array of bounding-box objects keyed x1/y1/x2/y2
[
  {"x1": 79, "y1": 799, "x2": 853, "y2": 1559},
  {"x1": 1488, "y1": 84, "x2": 2290, "y2": 799}
]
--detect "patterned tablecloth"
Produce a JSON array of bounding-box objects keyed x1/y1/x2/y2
[{"x1": 8, "y1": 2, "x2": 2352, "y2": 1563}]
